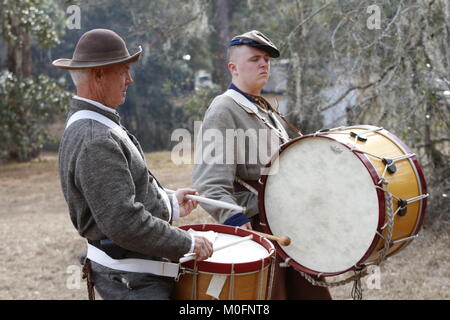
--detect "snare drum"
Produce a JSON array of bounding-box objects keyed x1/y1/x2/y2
[
  {"x1": 259, "y1": 125, "x2": 428, "y2": 277},
  {"x1": 172, "y1": 224, "x2": 275, "y2": 300}
]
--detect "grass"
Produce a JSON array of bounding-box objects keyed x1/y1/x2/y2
[{"x1": 0, "y1": 151, "x2": 448, "y2": 300}]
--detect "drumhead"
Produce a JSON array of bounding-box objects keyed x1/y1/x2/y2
[
  {"x1": 263, "y1": 137, "x2": 381, "y2": 275},
  {"x1": 179, "y1": 224, "x2": 274, "y2": 274},
  {"x1": 206, "y1": 233, "x2": 270, "y2": 264}
]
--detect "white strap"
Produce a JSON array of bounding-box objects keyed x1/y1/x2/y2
[
  {"x1": 206, "y1": 274, "x2": 228, "y2": 299},
  {"x1": 223, "y1": 89, "x2": 258, "y2": 114},
  {"x1": 69, "y1": 110, "x2": 178, "y2": 274},
  {"x1": 224, "y1": 90, "x2": 289, "y2": 143},
  {"x1": 66, "y1": 110, "x2": 143, "y2": 160},
  {"x1": 86, "y1": 243, "x2": 180, "y2": 277},
  {"x1": 268, "y1": 110, "x2": 290, "y2": 142}
]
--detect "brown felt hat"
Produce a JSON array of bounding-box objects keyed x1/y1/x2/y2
[
  {"x1": 228, "y1": 30, "x2": 280, "y2": 58},
  {"x1": 52, "y1": 29, "x2": 142, "y2": 70}
]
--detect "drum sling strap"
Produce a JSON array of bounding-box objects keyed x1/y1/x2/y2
[
  {"x1": 223, "y1": 89, "x2": 292, "y2": 143},
  {"x1": 65, "y1": 109, "x2": 180, "y2": 300},
  {"x1": 223, "y1": 89, "x2": 296, "y2": 193},
  {"x1": 243, "y1": 91, "x2": 304, "y2": 137}
]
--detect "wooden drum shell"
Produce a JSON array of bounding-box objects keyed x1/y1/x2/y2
[{"x1": 172, "y1": 224, "x2": 275, "y2": 300}]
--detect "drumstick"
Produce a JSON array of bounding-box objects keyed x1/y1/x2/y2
[
  {"x1": 164, "y1": 188, "x2": 247, "y2": 213},
  {"x1": 179, "y1": 235, "x2": 253, "y2": 263},
  {"x1": 251, "y1": 231, "x2": 291, "y2": 246}
]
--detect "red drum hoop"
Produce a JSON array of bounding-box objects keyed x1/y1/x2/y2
[{"x1": 177, "y1": 224, "x2": 274, "y2": 273}]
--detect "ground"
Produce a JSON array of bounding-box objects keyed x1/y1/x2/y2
[{"x1": 0, "y1": 152, "x2": 448, "y2": 300}]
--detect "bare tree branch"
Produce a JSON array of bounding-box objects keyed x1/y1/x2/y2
[
  {"x1": 361, "y1": 2, "x2": 420, "y2": 50},
  {"x1": 319, "y1": 60, "x2": 401, "y2": 112},
  {"x1": 330, "y1": 13, "x2": 354, "y2": 60},
  {"x1": 280, "y1": 1, "x2": 333, "y2": 53},
  {"x1": 415, "y1": 138, "x2": 450, "y2": 148}
]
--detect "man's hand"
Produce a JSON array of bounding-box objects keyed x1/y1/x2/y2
[
  {"x1": 175, "y1": 188, "x2": 199, "y2": 217},
  {"x1": 239, "y1": 222, "x2": 253, "y2": 230},
  {"x1": 193, "y1": 236, "x2": 213, "y2": 261}
]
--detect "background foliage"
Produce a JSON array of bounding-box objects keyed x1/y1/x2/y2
[{"x1": 0, "y1": 0, "x2": 448, "y2": 227}]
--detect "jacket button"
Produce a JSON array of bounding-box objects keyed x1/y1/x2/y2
[
  {"x1": 149, "y1": 176, "x2": 154, "y2": 183},
  {"x1": 157, "y1": 193, "x2": 162, "y2": 199},
  {"x1": 163, "y1": 210, "x2": 169, "y2": 217}
]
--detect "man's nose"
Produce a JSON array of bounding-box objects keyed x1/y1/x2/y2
[
  {"x1": 260, "y1": 58, "x2": 269, "y2": 68},
  {"x1": 126, "y1": 71, "x2": 134, "y2": 85}
]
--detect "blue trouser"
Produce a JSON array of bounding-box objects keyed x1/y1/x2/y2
[{"x1": 90, "y1": 261, "x2": 175, "y2": 300}]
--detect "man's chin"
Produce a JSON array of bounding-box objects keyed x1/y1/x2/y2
[{"x1": 257, "y1": 79, "x2": 269, "y2": 88}]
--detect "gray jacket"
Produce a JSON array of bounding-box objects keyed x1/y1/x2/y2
[
  {"x1": 192, "y1": 90, "x2": 288, "y2": 224},
  {"x1": 59, "y1": 98, "x2": 191, "y2": 261}
]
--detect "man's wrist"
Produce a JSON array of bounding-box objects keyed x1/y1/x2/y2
[{"x1": 187, "y1": 234, "x2": 195, "y2": 254}]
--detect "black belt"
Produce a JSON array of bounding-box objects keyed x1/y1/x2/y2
[
  {"x1": 88, "y1": 239, "x2": 131, "y2": 260},
  {"x1": 88, "y1": 239, "x2": 163, "y2": 261},
  {"x1": 233, "y1": 180, "x2": 261, "y2": 193}
]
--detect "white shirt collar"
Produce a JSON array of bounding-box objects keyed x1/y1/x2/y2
[{"x1": 73, "y1": 95, "x2": 118, "y2": 115}]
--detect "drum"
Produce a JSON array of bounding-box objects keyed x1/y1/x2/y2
[
  {"x1": 259, "y1": 125, "x2": 428, "y2": 277},
  {"x1": 172, "y1": 224, "x2": 275, "y2": 300}
]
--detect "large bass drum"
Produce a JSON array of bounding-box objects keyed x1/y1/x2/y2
[{"x1": 259, "y1": 125, "x2": 428, "y2": 277}]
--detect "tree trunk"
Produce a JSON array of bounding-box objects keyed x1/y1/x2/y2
[
  {"x1": 6, "y1": 8, "x2": 32, "y2": 78},
  {"x1": 21, "y1": 31, "x2": 33, "y2": 77},
  {"x1": 210, "y1": 0, "x2": 232, "y2": 90},
  {"x1": 4, "y1": 2, "x2": 35, "y2": 161},
  {"x1": 7, "y1": 13, "x2": 21, "y2": 76}
]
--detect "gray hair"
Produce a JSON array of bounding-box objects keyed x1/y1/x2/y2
[{"x1": 69, "y1": 69, "x2": 90, "y2": 86}]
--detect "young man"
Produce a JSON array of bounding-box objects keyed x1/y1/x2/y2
[
  {"x1": 54, "y1": 29, "x2": 213, "y2": 300},
  {"x1": 192, "y1": 30, "x2": 332, "y2": 299}
]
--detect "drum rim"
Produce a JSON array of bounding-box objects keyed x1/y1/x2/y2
[
  {"x1": 258, "y1": 132, "x2": 386, "y2": 277},
  {"x1": 344, "y1": 125, "x2": 428, "y2": 226},
  {"x1": 333, "y1": 125, "x2": 428, "y2": 244},
  {"x1": 376, "y1": 128, "x2": 428, "y2": 240},
  {"x1": 343, "y1": 126, "x2": 428, "y2": 256},
  {"x1": 178, "y1": 224, "x2": 275, "y2": 274}
]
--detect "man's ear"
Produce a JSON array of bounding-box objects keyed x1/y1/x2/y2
[
  {"x1": 91, "y1": 68, "x2": 103, "y2": 82},
  {"x1": 228, "y1": 61, "x2": 237, "y2": 76}
]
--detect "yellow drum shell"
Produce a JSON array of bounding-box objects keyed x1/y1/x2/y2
[
  {"x1": 172, "y1": 267, "x2": 270, "y2": 300},
  {"x1": 328, "y1": 126, "x2": 427, "y2": 260}
]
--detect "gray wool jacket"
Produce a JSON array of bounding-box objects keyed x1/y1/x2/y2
[
  {"x1": 59, "y1": 98, "x2": 192, "y2": 261},
  {"x1": 192, "y1": 90, "x2": 289, "y2": 224}
]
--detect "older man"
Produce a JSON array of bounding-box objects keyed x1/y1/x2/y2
[
  {"x1": 192, "y1": 30, "x2": 332, "y2": 299},
  {"x1": 54, "y1": 29, "x2": 212, "y2": 300}
]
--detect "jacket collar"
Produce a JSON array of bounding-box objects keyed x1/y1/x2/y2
[
  {"x1": 223, "y1": 89, "x2": 259, "y2": 114},
  {"x1": 224, "y1": 87, "x2": 290, "y2": 143},
  {"x1": 228, "y1": 83, "x2": 258, "y2": 103},
  {"x1": 73, "y1": 96, "x2": 118, "y2": 115},
  {"x1": 69, "y1": 97, "x2": 121, "y2": 125}
]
